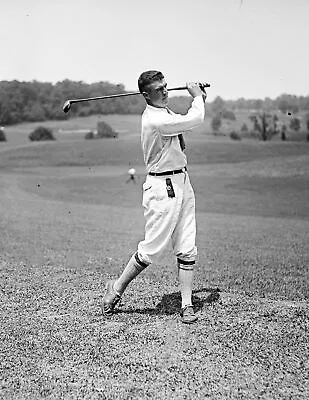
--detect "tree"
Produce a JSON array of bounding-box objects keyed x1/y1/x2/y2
[
  {"x1": 211, "y1": 96, "x2": 225, "y2": 114},
  {"x1": 281, "y1": 124, "x2": 287, "y2": 141},
  {"x1": 249, "y1": 112, "x2": 278, "y2": 141},
  {"x1": 278, "y1": 98, "x2": 289, "y2": 114},
  {"x1": 0, "y1": 127, "x2": 6, "y2": 142},
  {"x1": 253, "y1": 99, "x2": 263, "y2": 110},
  {"x1": 220, "y1": 109, "x2": 236, "y2": 121},
  {"x1": 211, "y1": 115, "x2": 222, "y2": 134},
  {"x1": 96, "y1": 121, "x2": 118, "y2": 138},
  {"x1": 306, "y1": 115, "x2": 309, "y2": 132},
  {"x1": 289, "y1": 117, "x2": 301, "y2": 132},
  {"x1": 241, "y1": 123, "x2": 248, "y2": 133}
]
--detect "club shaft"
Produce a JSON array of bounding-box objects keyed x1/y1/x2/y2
[
  {"x1": 63, "y1": 83, "x2": 210, "y2": 112},
  {"x1": 68, "y1": 86, "x2": 188, "y2": 105}
]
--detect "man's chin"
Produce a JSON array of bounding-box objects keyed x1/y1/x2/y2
[{"x1": 150, "y1": 98, "x2": 169, "y2": 108}]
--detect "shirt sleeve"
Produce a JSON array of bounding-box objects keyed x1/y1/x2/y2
[{"x1": 155, "y1": 96, "x2": 205, "y2": 137}]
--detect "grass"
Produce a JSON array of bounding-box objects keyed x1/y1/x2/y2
[{"x1": 0, "y1": 115, "x2": 308, "y2": 399}]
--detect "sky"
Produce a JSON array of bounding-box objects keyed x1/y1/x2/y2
[{"x1": 1, "y1": 0, "x2": 308, "y2": 101}]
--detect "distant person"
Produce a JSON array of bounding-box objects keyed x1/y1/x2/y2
[
  {"x1": 281, "y1": 124, "x2": 287, "y2": 141},
  {"x1": 102, "y1": 70, "x2": 206, "y2": 324},
  {"x1": 126, "y1": 167, "x2": 136, "y2": 183}
]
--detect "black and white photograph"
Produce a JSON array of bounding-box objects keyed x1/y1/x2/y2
[{"x1": 0, "y1": 0, "x2": 308, "y2": 398}]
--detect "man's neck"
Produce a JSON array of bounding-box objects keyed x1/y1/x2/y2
[{"x1": 146, "y1": 100, "x2": 166, "y2": 109}]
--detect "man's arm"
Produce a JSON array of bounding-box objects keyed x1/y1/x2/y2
[{"x1": 156, "y1": 82, "x2": 206, "y2": 136}]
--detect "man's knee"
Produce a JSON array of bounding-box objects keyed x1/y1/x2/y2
[{"x1": 135, "y1": 251, "x2": 151, "y2": 272}]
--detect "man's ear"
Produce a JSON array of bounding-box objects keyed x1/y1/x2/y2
[{"x1": 142, "y1": 91, "x2": 150, "y2": 101}]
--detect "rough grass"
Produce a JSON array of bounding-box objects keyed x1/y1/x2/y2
[{"x1": 0, "y1": 130, "x2": 308, "y2": 399}]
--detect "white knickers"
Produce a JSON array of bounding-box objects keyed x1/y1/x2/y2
[{"x1": 137, "y1": 171, "x2": 197, "y2": 265}]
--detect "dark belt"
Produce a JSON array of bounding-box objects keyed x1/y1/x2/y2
[{"x1": 148, "y1": 166, "x2": 187, "y2": 176}]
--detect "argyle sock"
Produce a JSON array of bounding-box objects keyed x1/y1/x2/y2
[
  {"x1": 178, "y1": 261, "x2": 194, "y2": 308},
  {"x1": 113, "y1": 252, "x2": 148, "y2": 295}
]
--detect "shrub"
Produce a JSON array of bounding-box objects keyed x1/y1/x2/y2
[
  {"x1": 96, "y1": 121, "x2": 118, "y2": 139},
  {"x1": 289, "y1": 117, "x2": 301, "y2": 132},
  {"x1": 29, "y1": 126, "x2": 55, "y2": 141},
  {"x1": 84, "y1": 131, "x2": 95, "y2": 140},
  {"x1": 281, "y1": 124, "x2": 287, "y2": 141},
  {"x1": 220, "y1": 109, "x2": 236, "y2": 121},
  {"x1": 241, "y1": 123, "x2": 248, "y2": 133},
  {"x1": 230, "y1": 131, "x2": 241, "y2": 141},
  {"x1": 0, "y1": 128, "x2": 6, "y2": 142},
  {"x1": 211, "y1": 115, "x2": 222, "y2": 134}
]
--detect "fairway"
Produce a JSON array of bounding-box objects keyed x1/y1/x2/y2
[{"x1": 0, "y1": 121, "x2": 308, "y2": 399}]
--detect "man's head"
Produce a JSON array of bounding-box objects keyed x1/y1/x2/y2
[{"x1": 138, "y1": 70, "x2": 168, "y2": 108}]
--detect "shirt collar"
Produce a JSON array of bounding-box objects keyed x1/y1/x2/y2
[{"x1": 146, "y1": 104, "x2": 169, "y2": 112}]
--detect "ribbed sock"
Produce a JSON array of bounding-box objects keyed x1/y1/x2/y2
[
  {"x1": 178, "y1": 262, "x2": 194, "y2": 308},
  {"x1": 113, "y1": 252, "x2": 148, "y2": 295}
]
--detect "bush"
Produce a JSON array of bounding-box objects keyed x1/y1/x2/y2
[
  {"x1": 96, "y1": 121, "x2": 118, "y2": 139},
  {"x1": 211, "y1": 115, "x2": 222, "y2": 134},
  {"x1": 220, "y1": 109, "x2": 236, "y2": 121},
  {"x1": 230, "y1": 131, "x2": 241, "y2": 141},
  {"x1": 84, "y1": 131, "x2": 95, "y2": 140},
  {"x1": 241, "y1": 123, "x2": 248, "y2": 133},
  {"x1": 0, "y1": 128, "x2": 6, "y2": 142},
  {"x1": 289, "y1": 117, "x2": 301, "y2": 132},
  {"x1": 29, "y1": 126, "x2": 55, "y2": 141}
]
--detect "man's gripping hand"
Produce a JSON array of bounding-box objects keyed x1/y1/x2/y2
[{"x1": 186, "y1": 82, "x2": 205, "y2": 98}]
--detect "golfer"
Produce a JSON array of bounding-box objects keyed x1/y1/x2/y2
[
  {"x1": 126, "y1": 167, "x2": 136, "y2": 183},
  {"x1": 103, "y1": 70, "x2": 206, "y2": 323}
]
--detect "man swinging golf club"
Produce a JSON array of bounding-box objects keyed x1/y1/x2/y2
[{"x1": 103, "y1": 70, "x2": 206, "y2": 323}]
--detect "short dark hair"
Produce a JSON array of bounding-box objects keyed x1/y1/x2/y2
[{"x1": 138, "y1": 70, "x2": 164, "y2": 93}]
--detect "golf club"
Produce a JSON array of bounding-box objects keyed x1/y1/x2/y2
[{"x1": 62, "y1": 82, "x2": 210, "y2": 113}]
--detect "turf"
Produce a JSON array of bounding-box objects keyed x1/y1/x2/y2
[{"x1": 0, "y1": 125, "x2": 308, "y2": 399}]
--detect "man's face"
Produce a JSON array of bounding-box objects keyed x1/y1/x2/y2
[{"x1": 144, "y1": 79, "x2": 168, "y2": 108}]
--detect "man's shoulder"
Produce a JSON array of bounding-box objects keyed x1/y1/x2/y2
[{"x1": 142, "y1": 105, "x2": 167, "y2": 126}]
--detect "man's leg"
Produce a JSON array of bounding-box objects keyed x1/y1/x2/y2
[
  {"x1": 172, "y1": 173, "x2": 198, "y2": 323},
  {"x1": 177, "y1": 260, "x2": 195, "y2": 308},
  {"x1": 114, "y1": 252, "x2": 148, "y2": 295},
  {"x1": 102, "y1": 252, "x2": 148, "y2": 315},
  {"x1": 103, "y1": 175, "x2": 182, "y2": 315},
  {"x1": 178, "y1": 260, "x2": 198, "y2": 323}
]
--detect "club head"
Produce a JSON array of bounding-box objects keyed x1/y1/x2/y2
[{"x1": 63, "y1": 100, "x2": 71, "y2": 113}]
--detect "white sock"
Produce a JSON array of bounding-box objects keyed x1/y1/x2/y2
[{"x1": 178, "y1": 266, "x2": 194, "y2": 308}]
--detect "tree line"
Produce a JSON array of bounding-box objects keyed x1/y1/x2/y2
[{"x1": 0, "y1": 79, "x2": 308, "y2": 126}]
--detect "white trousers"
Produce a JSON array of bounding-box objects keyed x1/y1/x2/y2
[{"x1": 137, "y1": 171, "x2": 197, "y2": 265}]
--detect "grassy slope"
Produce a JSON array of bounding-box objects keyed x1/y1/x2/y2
[{"x1": 0, "y1": 117, "x2": 308, "y2": 399}]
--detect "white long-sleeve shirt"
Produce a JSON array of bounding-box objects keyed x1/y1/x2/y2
[{"x1": 141, "y1": 96, "x2": 205, "y2": 173}]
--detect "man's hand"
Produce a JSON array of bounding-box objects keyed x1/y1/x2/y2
[{"x1": 186, "y1": 82, "x2": 204, "y2": 98}]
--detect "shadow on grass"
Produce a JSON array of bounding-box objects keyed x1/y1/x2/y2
[{"x1": 117, "y1": 287, "x2": 220, "y2": 316}]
